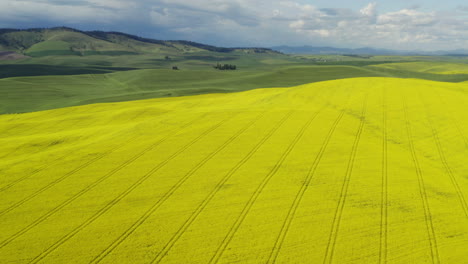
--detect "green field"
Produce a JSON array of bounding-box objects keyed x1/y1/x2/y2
[
  {"x1": 0, "y1": 65, "x2": 387, "y2": 114},
  {"x1": 2, "y1": 28, "x2": 468, "y2": 115},
  {"x1": 0, "y1": 77, "x2": 467, "y2": 263},
  {"x1": 3, "y1": 57, "x2": 468, "y2": 114},
  {"x1": 370, "y1": 61, "x2": 468, "y2": 75}
]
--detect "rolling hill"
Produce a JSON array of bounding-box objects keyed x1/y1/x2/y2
[
  {"x1": 369, "y1": 61, "x2": 468, "y2": 75},
  {"x1": 272, "y1": 45, "x2": 468, "y2": 56},
  {"x1": 0, "y1": 77, "x2": 467, "y2": 263},
  {"x1": 0, "y1": 65, "x2": 386, "y2": 114},
  {"x1": 0, "y1": 27, "x2": 279, "y2": 57}
]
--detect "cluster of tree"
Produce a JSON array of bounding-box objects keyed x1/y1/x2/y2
[
  {"x1": 214, "y1": 63, "x2": 237, "y2": 70},
  {"x1": 342, "y1": 54, "x2": 373, "y2": 59}
]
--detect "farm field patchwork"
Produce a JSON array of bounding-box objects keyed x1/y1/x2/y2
[
  {"x1": 0, "y1": 65, "x2": 386, "y2": 114},
  {"x1": 370, "y1": 62, "x2": 468, "y2": 75},
  {"x1": 0, "y1": 77, "x2": 467, "y2": 263}
]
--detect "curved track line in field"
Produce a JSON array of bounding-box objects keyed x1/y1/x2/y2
[
  {"x1": 150, "y1": 111, "x2": 297, "y2": 264},
  {"x1": 0, "y1": 107, "x2": 76, "y2": 125},
  {"x1": 0, "y1": 108, "x2": 77, "y2": 138},
  {"x1": 0, "y1": 115, "x2": 87, "y2": 160},
  {"x1": 0, "y1": 117, "x2": 107, "y2": 193},
  {"x1": 0, "y1": 151, "x2": 72, "y2": 193},
  {"x1": 0, "y1": 139, "x2": 137, "y2": 218},
  {"x1": 90, "y1": 111, "x2": 274, "y2": 264},
  {"x1": 28, "y1": 113, "x2": 236, "y2": 264},
  {"x1": 436, "y1": 92, "x2": 468, "y2": 148},
  {"x1": 101, "y1": 88, "x2": 330, "y2": 264},
  {"x1": 0, "y1": 105, "x2": 201, "y2": 215},
  {"x1": 208, "y1": 110, "x2": 319, "y2": 264},
  {"x1": 0, "y1": 125, "x2": 89, "y2": 193},
  {"x1": 322, "y1": 93, "x2": 368, "y2": 264},
  {"x1": 417, "y1": 90, "x2": 468, "y2": 218},
  {"x1": 403, "y1": 97, "x2": 440, "y2": 264},
  {"x1": 379, "y1": 86, "x2": 389, "y2": 264},
  {"x1": 432, "y1": 87, "x2": 468, "y2": 149},
  {"x1": 0, "y1": 113, "x2": 209, "y2": 249},
  {"x1": 450, "y1": 118, "x2": 468, "y2": 149},
  {"x1": 266, "y1": 104, "x2": 346, "y2": 264},
  {"x1": 0, "y1": 115, "x2": 85, "y2": 188},
  {"x1": 0, "y1": 100, "x2": 193, "y2": 193}
]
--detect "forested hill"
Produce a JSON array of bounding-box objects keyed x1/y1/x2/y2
[{"x1": 0, "y1": 27, "x2": 279, "y2": 57}]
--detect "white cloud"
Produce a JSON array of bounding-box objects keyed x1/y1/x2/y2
[
  {"x1": 378, "y1": 9, "x2": 436, "y2": 26},
  {"x1": 0, "y1": 0, "x2": 122, "y2": 24},
  {"x1": 1, "y1": 0, "x2": 468, "y2": 50},
  {"x1": 360, "y1": 2, "x2": 377, "y2": 17},
  {"x1": 85, "y1": 0, "x2": 136, "y2": 9},
  {"x1": 282, "y1": 2, "x2": 468, "y2": 50}
]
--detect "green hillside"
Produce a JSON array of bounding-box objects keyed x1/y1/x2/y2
[
  {"x1": 0, "y1": 66, "x2": 386, "y2": 114},
  {"x1": 0, "y1": 27, "x2": 279, "y2": 57},
  {"x1": 26, "y1": 41, "x2": 77, "y2": 56},
  {"x1": 369, "y1": 61, "x2": 468, "y2": 75},
  {"x1": 2, "y1": 51, "x2": 468, "y2": 114},
  {"x1": 2, "y1": 27, "x2": 468, "y2": 115}
]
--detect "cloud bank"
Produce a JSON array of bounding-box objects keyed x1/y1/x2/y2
[{"x1": 1, "y1": 0, "x2": 468, "y2": 50}]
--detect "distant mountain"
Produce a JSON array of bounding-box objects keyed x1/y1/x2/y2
[
  {"x1": 271, "y1": 45, "x2": 400, "y2": 55},
  {"x1": 271, "y1": 45, "x2": 468, "y2": 56},
  {"x1": 0, "y1": 27, "x2": 280, "y2": 57},
  {"x1": 3, "y1": 27, "x2": 467, "y2": 59}
]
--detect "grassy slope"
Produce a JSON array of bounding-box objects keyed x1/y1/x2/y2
[
  {"x1": 369, "y1": 61, "x2": 468, "y2": 74},
  {"x1": 1, "y1": 29, "x2": 152, "y2": 55},
  {"x1": 2, "y1": 46, "x2": 468, "y2": 115},
  {"x1": 0, "y1": 28, "x2": 279, "y2": 57},
  {"x1": 26, "y1": 41, "x2": 75, "y2": 56},
  {"x1": 0, "y1": 78, "x2": 467, "y2": 263},
  {"x1": 0, "y1": 65, "x2": 386, "y2": 114}
]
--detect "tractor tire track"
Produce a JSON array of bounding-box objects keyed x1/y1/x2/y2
[
  {"x1": 0, "y1": 117, "x2": 104, "y2": 193},
  {"x1": 417, "y1": 90, "x2": 468, "y2": 218},
  {"x1": 153, "y1": 88, "x2": 335, "y2": 264},
  {"x1": 0, "y1": 138, "x2": 139, "y2": 218},
  {"x1": 208, "y1": 109, "x2": 318, "y2": 264},
  {"x1": 0, "y1": 106, "x2": 199, "y2": 214},
  {"x1": 91, "y1": 111, "x2": 273, "y2": 264},
  {"x1": 0, "y1": 113, "x2": 209, "y2": 249},
  {"x1": 322, "y1": 93, "x2": 368, "y2": 264},
  {"x1": 379, "y1": 86, "x2": 389, "y2": 264},
  {"x1": 403, "y1": 97, "x2": 440, "y2": 264},
  {"x1": 1, "y1": 114, "x2": 85, "y2": 159},
  {"x1": 433, "y1": 88, "x2": 468, "y2": 149},
  {"x1": 0, "y1": 108, "x2": 77, "y2": 138},
  {"x1": 266, "y1": 101, "x2": 346, "y2": 264},
  {"x1": 0, "y1": 151, "x2": 74, "y2": 193},
  {"x1": 0, "y1": 99, "x2": 197, "y2": 193},
  {"x1": 28, "y1": 113, "x2": 236, "y2": 264},
  {"x1": 150, "y1": 111, "x2": 297, "y2": 264}
]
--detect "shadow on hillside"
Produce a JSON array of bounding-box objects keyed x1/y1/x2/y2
[{"x1": 0, "y1": 64, "x2": 136, "y2": 79}]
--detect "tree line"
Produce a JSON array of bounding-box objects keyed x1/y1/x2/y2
[{"x1": 214, "y1": 63, "x2": 237, "y2": 70}]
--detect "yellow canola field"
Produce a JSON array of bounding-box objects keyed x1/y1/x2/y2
[
  {"x1": 0, "y1": 77, "x2": 467, "y2": 264},
  {"x1": 372, "y1": 61, "x2": 468, "y2": 75}
]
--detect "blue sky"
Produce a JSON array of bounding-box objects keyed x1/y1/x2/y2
[{"x1": 1, "y1": 0, "x2": 468, "y2": 51}]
